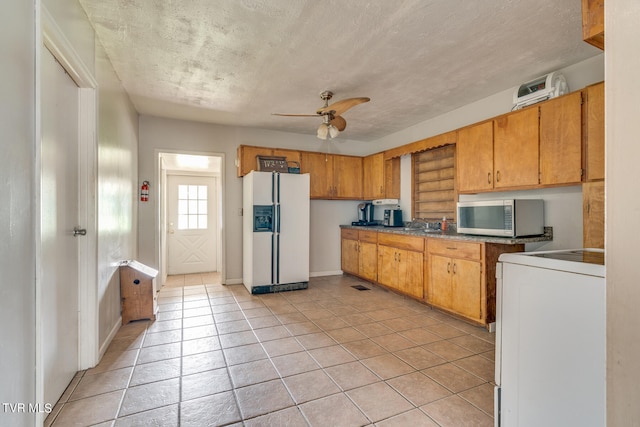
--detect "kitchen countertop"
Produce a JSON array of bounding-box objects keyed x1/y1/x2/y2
[{"x1": 340, "y1": 224, "x2": 553, "y2": 245}]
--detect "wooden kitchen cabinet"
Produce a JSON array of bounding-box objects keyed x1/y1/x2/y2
[
  {"x1": 457, "y1": 121, "x2": 494, "y2": 193},
  {"x1": 583, "y1": 180, "x2": 605, "y2": 249},
  {"x1": 584, "y1": 82, "x2": 605, "y2": 181},
  {"x1": 301, "y1": 152, "x2": 362, "y2": 199},
  {"x1": 377, "y1": 233, "x2": 425, "y2": 299},
  {"x1": 582, "y1": 0, "x2": 604, "y2": 50},
  {"x1": 340, "y1": 229, "x2": 378, "y2": 281},
  {"x1": 427, "y1": 239, "x2": 524, "y2": 325},
  {"x1": 539, "y1": 91, "x2": 583, "y2": 186},
  {"x1": 363, "y1": 153, "x2": 385, "y2": 200},
  {"x1": 363, "y1": 153, "x2": 401, "y2": 200},
  {"x1": 458, "y1": 108, "x2": 539, "y2": 193},
  {"x1": 493, "y1": 107, "x2": 540, "y2": 189},
  {"x1": 427, "y1": 239, "x2": 484, "y2": 323},
  {"x1": 384, "y1": 158, "x2": 401, "y2": 199},
  {"x1": 333, "y1": 154, "x2": 363, "y2": 199},
  {"x1": 236, "y1": 145, "x2": 301, "y2": 177},
  {"x1": 301, "y1": 151, "x2": 333, "y2": 198}
]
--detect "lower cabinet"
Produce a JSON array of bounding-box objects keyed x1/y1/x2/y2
[
  {"x1": 427, "y1": 240, "x2": 483, "y2": 322},
  {"x1": 340, "y1": 228, "x2": 525, "y2": 326},
  {"x1": 340, "y1": 229, "x2": 378, "y2": 282},
  {"x1": 376, "y1": 233, "x2": 425, "y2": 299}
]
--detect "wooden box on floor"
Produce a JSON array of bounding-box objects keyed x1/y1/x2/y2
[{"x1": 119, "y1": 260, "x2": 158, "y2": 324}]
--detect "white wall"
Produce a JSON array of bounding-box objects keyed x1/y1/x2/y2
[
  {"x1": 95, "y1": 38, "x2": 139, "y2": 347},
  {"x1": 0, "y1": 1, "x2": 37, "y2": 425},
  {"x1": 606, "y1": 1, "x2": 640, "y2": 423}
]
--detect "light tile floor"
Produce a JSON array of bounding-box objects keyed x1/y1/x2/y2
[{"x1": 46, "y1": 274, "x2": 495, "y2": 427}]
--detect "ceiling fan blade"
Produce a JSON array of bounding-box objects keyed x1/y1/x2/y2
[
  {"x1": 271, "y1": 113, "x2": 319, "y2": 117},
  {"x1": 330, "y1": 115, "x2": 347, "y2": 131},
  {"x1": 317, "y1": 97, "x2": 370, "y2": 115}
]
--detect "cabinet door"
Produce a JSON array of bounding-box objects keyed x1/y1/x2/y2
[
  {"x1": 457, "y1": 121, "x2": 494, "y2": 192},
  {"x1": 341, "y1": 238, "x2": 360, "y2": 275},
  {"x1": 333, "y1": 155, "x2": 363, "y2": 199},
  {"x1": 238, "y1": 146, "x2": 273, "y2": 177},
  {"x1": 377, "y1": 245, "x2": 398, "y2": 288},
  {"x1": 384, "y1": 158, "x2": 401, "y2": 199},
  {"x1": 582, "y1": 0, "x2": 604, "y2": 49},
  {"x1": 428, "y1": 254, "x2": 452, "y2": 309},
  {"x1": 539, "y1": 91, "x2": 583, "y2": 186},
  {"x1": 493, "y1": 108, "x2": 540, "y2": 189},
  {"x1": 583, "y1": 180, "x2": 605, "y2": 249},
  {"x1": 451, "y1": 258, "x2": 482, "y2": 321},
  {"x1": 301, "y1": 152, "x2": 333, "y2": 198},
  {"x1": 397, "y1": 250, "x2": 424, "y2": 299},
  {"x1": 585, "y1": 82, "x2": 605, "y2": 181},
  {"x1": 358, "y1": 241, "x2": 378, "y2": 282},
  {"x1": 363, "y1": 153, "x2": 385, "y2": 200}
]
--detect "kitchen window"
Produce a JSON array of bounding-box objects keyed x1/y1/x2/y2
[{"x1": 412, "y1": 144, "x2": 456, "y2": 221}]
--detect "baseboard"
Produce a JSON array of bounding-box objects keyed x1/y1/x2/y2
[
  {"x1": 98, "y1": 316, "x2": 122, "y2": 359},
  {"x1": 224, "y1": 278, "x2": 243, "y2": 285},
  {"x1": 310, "y1": 270, "x2": 344, "y2": 277}
]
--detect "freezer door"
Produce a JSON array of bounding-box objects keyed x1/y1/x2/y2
[
  {"x1": 276, "y1": 173, "x2": 310, "y2": 284},
  {"x1": 243, "y1": 171, "x2": 275, "y2": 289}
]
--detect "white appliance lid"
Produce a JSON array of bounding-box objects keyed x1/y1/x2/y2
[{"x1": 499, "y1": 249, "x2": 605, "y2": 277}]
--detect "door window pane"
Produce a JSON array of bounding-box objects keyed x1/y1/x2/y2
[{"x1": 177, "y1": 184, "x2": 208, "y2": 230}]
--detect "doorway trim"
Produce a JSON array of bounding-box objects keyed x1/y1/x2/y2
[
  {"x1": 37, "y1": 6, "x2": 99, "y2": 421},
  {"x1": 156, "y1": 150, "x2": 226, "y2": 287}
]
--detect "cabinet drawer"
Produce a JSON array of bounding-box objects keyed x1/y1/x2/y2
[
  {"x1": 378, "y1": 233, "x2": 424, "y2": 252},
  {"x1": 359, "y1": 230, "x2": 378, "y2": 243},
  {"x1": 427, "y1": 239, "x2": 482, "y2": 260},
  {"x1": 341, "y1": 229, "x2": 359, "y2": 240}
]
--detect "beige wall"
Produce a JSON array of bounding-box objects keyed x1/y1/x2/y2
[{"x1": 606, "y1": 0, "x2": 640, "y2": 423}]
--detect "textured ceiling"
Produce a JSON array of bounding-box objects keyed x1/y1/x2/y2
[{"x1": 79, "y1": 0, "x2": 601, "y2": 142}]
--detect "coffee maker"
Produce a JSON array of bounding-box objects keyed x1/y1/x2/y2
[{"x1": 353, "y1": 202, "x2": 375, "y2": 226}]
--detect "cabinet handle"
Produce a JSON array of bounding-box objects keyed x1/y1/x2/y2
[
  {"x1": 398, "y1": 252, "x2": 401, "y2": 262},
  {"x1": 453, "y1": 263, "x2": 457, "y2": 274},
  {"x1": 488, "y1": 172, "x2": 491, "y2": 184},
  {"x1": 394, "y1": 252, "x2": 398, "y2": 261},
  {"x1": 447, "y1": 262, "x2": 451, "y2": 274},
  {"x1": 496, "y1": 170, "x2": 501, "y2": 182}
]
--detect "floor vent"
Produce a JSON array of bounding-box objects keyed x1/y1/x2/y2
[{"x1": 351, "y1": 285, "x2": 370, "y2": 291}]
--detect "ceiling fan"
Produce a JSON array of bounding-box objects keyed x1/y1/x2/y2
[{"x1": 272, "y1": 91, "x2": 370, "y2": 140}]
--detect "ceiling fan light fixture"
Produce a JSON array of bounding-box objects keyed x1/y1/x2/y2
[
  {"x1": 317, "y1": 123, "x2": 329, "y2": 140},
  {"x1": 328, "y1": 124, "x2": 339, "y2": 138}
]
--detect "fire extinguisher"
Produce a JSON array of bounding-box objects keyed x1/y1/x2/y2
[{"x1": 140, "y1": 181, "x2": 149, "y2": 202}]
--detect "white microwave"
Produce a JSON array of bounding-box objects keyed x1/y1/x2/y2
[{"x1": 457, "y1": 199, "x2": 544, "y2": 237}]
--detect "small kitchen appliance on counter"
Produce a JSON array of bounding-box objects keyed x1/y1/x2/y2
[
  {"x1": 383, "y1": 209, "x2": 403, "y2": 227},
  {"x1": 352, "y1": 202, "x2": 376, "y2": 226}
]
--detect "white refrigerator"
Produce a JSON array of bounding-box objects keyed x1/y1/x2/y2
[
  {"x1": 495, "y1": 249, "x2": 605, "y2": 427},
  {"x1": 242, "y1": 171, "x2": 310, "y2": 294}
]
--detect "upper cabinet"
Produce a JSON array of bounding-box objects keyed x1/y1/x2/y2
[
  {"x1": 456, "y1": 121, "x2": 494, "y2": 193},
  {"x1": 582, "y1": 0, "x2": 604, "y2": 50},
  {"x1": 237, "y1": 145, "x2": 300, "y2": 177},
  {"x1": 363, "y1": 153, "x2": 401, "y2": 200},
  {"x1": 539, "y1": 91, "x2": 583, "y2": 186},
  {"x1": 584, "y1": 82, "x2": 605, "y2": 181},
  {"x1": 457, "y1": 108, "x2": 539, "y2": 193},
  {"x1": 300, "y1": 152, "x2": 363, "y2": 199},
  {"x1": 493, "y1": 107, "x2": 540, "y2": 189}
]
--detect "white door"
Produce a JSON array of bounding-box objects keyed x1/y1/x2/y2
[
  {"x1": 41, "y1": 47, "x2": 80, "y2": 405},
  {"x1": 167, "y1": 175, "x2": 218, "y2": 274}
]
